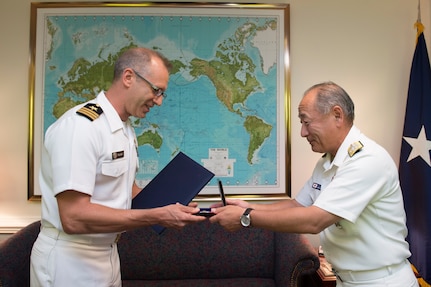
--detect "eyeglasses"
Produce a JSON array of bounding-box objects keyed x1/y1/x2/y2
[{"x1": 132, "y1": 69, "x2": 167, "y2": 99}]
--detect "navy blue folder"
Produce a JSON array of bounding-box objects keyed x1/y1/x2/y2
[{"x1": 132, "y1": 151, "x2": 215, "y2": 234}]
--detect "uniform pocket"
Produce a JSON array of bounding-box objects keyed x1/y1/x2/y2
[{"x1": 101, "y1": 159, "x2": 128, "y2": 177}]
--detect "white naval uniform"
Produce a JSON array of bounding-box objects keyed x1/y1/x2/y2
[
  {"x1": 296, "y1": 126, "x2": 418, "y2": 287},
  {"x1": 30, "y1": 91, "x2": 138, "y2": 287}
]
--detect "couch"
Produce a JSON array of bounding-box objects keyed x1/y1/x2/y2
[{"x1": 0, "y1": 220, "x2": 319, "y2": 287}]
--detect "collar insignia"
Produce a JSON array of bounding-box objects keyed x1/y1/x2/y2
[{"x1": 348, "y1": 141, "x2": 364, "y2": 157}]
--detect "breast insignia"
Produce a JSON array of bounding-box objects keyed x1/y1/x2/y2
[
  {"x1": 76, "y1": 103, "x2": 103, "y2": 121},
  {"x1": 348, "y1": 141, "x2": 364, "y2": 157}
]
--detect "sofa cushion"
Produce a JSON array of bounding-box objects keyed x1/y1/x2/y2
[
  {"x1": 119, "y1": 221, "x2": 275, "y2": 280},
  {"x1": 122, "y1": 278, "x2": 276, "y2": 287}
]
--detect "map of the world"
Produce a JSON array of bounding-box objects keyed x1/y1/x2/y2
[{"x1": 35, "y1": 5, "x2": 287, "y2": 195}]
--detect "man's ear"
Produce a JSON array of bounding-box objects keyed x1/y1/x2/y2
[
  {"x1": 122, "y1": 68, "x2": 134, "y2": 88},
  {"x1": 333, "y1": 105, "x2": 343, "y2": 122}
]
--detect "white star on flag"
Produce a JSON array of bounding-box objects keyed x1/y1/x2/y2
[{"x1": 403, "y1": 125, "x2": 431, "y2": 166}]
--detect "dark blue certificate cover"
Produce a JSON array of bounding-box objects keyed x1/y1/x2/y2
[{"x1": 131, "y1": 151, "x2": 215, "y2": 234}]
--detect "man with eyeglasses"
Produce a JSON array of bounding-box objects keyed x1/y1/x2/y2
[{"x1": 30, "y1": 47, "x2": 206, "y2": 287}]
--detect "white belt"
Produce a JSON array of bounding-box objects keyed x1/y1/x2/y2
[
  {"x1": 41, "y1": 227, "x2": 121, "y2": 245},
  {"x1": 333, "y1": 260, "x2": 409, "y2": 282}
]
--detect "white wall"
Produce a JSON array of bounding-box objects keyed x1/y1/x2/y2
[{"x1": 1, "y1": 0, "x2": 429, "y2": 245}]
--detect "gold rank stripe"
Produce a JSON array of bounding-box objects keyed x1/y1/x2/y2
[
  {"x1": 77, "y1": 107, "x2": 99, "y2": 121},
  {"x1": 76, "y1": 105, "x2": 102, "y2": 121}
]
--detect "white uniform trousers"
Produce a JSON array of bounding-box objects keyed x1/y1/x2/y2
[
  {"x1": 335, "y1": 260, "x2": 419, "y2": 287},
  {"x1": 30, "y1": 230, "x2": 121, "y2": 287}
]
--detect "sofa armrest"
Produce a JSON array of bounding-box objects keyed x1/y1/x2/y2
[
  {"x1": 274, "y1": 232, "x2": 319, "y2": 287},
  {"x1": 0, "y1": 221, "x2": 41, "y2": 287}
]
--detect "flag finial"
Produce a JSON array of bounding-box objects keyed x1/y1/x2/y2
[{"x1": 415, "y1": 21, "x2": 425, "y2": 42}]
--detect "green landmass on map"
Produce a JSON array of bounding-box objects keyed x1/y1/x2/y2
[
  {"x1": 244, "y1": 116, "x2": 273, "y2": 163},
  {"x1": 137, "y1": 130, "x2": 163, "y2": 151},
  {"x1": 45, "y1": 18, "x2": 57, "y2": 61},
  {"x1": 170, "y1": 59, "x2": 186, "y2": 75},
  {"x1": 55, "y1": 44, "x2": 137, "y2": 109},
  {"x1": 52, "y1": 97, "x2": 83, "y2": 119},
  {"x1": 50, "y1": 17, "x2": 275, "y2": 163},
  {"x1": 189, "y1": 58, "x2": 259, "y2": 113}
]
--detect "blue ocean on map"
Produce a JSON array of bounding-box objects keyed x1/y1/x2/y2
[{"x1": 42, "y1": 12, "x2": 283, "y2": 192}]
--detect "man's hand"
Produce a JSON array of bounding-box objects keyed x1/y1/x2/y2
[
  {"x1": 209, "y1": 205, "x2": 245, "y2": 232},
  {"x1": 188, "y1": 201, "x2": 199, "y2": 208},
  {"x1": 158, "y1": 203, "x2": 206, "y2": 229}
]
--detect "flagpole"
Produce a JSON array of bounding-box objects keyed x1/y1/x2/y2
[
  {"x1": 415, "y1": 0, "x2": 424, "y2": 42},
  {"x1": 418, "y1": 0, "x2": 421, "y2": 23}
]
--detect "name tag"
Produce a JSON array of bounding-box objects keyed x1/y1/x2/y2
[{"x1": 112, "y1": 151, "x2": 124, "y2": 160}]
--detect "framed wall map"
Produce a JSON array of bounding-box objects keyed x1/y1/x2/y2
[{"x1": 28, "y1": 2, "x2": 291, "y2": 200}]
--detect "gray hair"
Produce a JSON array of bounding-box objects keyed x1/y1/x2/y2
[
  {"x1": 113, "y1": 47, "x2": 172, "y2": 81},
  {"x1": 304, "y1": 81, "x2": 355, "y2": 124}
]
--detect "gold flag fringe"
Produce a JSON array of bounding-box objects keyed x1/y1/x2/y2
[{"x1": 412, "y1": 264, "x2": 431, "y2": 287}]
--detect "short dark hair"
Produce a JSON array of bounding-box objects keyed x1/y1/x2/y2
[
  {"x1": 113, "y1": 47, "x2": 172, "y2": 81},
  {"x1": 304, "y1": 81, "x2": 355, "y2": 124}
]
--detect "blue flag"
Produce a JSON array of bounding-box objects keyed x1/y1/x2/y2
[{"x1": 399, "y1": 22, "x2": 431, "y2": 285}]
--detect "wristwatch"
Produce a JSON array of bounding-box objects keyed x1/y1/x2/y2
[{"x1": 240, "y1": 208, "x2": 254, "y2": 227}]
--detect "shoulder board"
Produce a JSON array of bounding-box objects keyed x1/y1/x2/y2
[
  {"x1": 76, "y1": 103, "x2": 103, "y2": 121},
  {"x1": 348, "y1": 141, "x2": 364, "y2": 157}
]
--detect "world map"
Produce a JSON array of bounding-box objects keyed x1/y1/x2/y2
[{"x1": 39, "y1": 7, "x2": 286, "y2": 194}]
